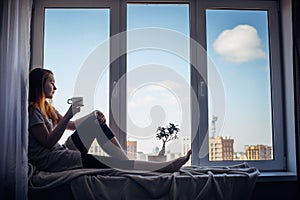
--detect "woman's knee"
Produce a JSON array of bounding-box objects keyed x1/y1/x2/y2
[{"x1": 95, "y1": 110, "x2": 106, "y2": 124}]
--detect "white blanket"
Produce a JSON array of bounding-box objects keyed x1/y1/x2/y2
[{"x1": 28, "y1": 162, "x2": 259, "y2": 200}]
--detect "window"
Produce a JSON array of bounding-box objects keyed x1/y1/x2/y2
[
  {"x1": 206, "y1": 9, "x2": 273, "y2": 162},
  {"x1": 43, "y1": 8, "x2": 110, "y2": 144},
  {"x1": 32, "y1": 0, "x2": 288, "y2": 171},
  {"x1": 126, "y1": 4, "x2": 191, "y2": 162},
  {"x1": 196, "y1": 1, "x2": 284, "y2": 171}
]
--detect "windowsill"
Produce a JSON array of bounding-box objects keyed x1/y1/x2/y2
[{"x1": 257, "y1": 171, "x2": 297, "y2": 182}]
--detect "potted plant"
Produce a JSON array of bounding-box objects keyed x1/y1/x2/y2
[{"x1": 156, "y1": 123, "x2": 180, "y2": 156}]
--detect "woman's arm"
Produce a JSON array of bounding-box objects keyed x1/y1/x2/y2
[
  {"x1": 56, "y1": 111, "x2": 76, "y2": 130},
  {"x1": 30, "y1": 105, "x2": 80, "y2": 148},
  {"x1": 55, "y1": 109, "x2": 107, "y2": 134},
  {"x1": 68, "y1": 110, "x2": 107, "y2": 129}
]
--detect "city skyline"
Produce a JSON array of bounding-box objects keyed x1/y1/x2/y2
[{"x1": 89, "y1": 134, "x2": 273, "y2": 162}]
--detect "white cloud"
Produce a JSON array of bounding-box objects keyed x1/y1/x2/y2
[
  {"x1": 213, "y1": 25, "x2": 267, "y2": 63},
  {"x1": 128, "y1": 95, "x2": 156, "y2": 108},
  {"x1": 128, "y1": 92, "x2": 178, "y2": 109}
]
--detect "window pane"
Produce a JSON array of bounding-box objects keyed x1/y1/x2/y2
[
  {"x1": 126, "y1": 4, "x2": 191, "y2": 163},
  {"x1": 43, "y1": 9, "x2": 110, "y2": 146},
  {"x1": 206, "y1": 10, "x2": 273, "y2": 161}
]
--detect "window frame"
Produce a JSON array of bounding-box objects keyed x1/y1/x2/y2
[
  {"x1": 195, "y1": 0, "x2": 285, "y2": 171},
  {"x1": 31, "y1": 0, "x2": 289, "y2": 172},
  {"x1": 31, "y1": 0, "x2": 127, "y2": 147},
  {"x1": 123, "y1": 0, "x2": 195, "y2": 158}
]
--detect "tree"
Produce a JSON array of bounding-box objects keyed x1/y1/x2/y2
[{"x1": 156, "y1": 123, "x2": 180, "y2": 156}]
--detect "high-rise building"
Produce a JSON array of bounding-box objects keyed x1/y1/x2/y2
[
  {"x1": 88, "y1": 138, "x2": 108, "y2": 156},
  {"x1": 127, "y1": 140, "x2": 137, "y2": 160},
  {"x1": 245, "y1": 144, "x2": 273, "y2": 160},
  {"x1": 181, "y1": 136, "x2": 191, "y2": 165},
  {"x1": 88, "y1": 139, "x2": 140, "y2": 160},
  {"x1": 209, "y1": 136, "x2": 234, "y2": 161}
]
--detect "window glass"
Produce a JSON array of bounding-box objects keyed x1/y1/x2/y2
[
  {"x1": 206, "y1": 10, "x2": 273, "y2": 161},
  {"x1": 43, "y1": 9, "x2": 110, "y2": 146},
  {"x1": 126, "y1": 4, "x2": 191, "y2": 163}
]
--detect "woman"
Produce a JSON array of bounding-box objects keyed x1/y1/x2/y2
[{"x1": 28, "y1": 67, "x2": 191, "y2": 172}]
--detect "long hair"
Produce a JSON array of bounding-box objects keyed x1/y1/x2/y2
[{"x1": 29, "y1": 68, "x2": 58, "y2": 125}]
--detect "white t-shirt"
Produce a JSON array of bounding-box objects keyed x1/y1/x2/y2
[{"x1": 28, "y1": 107, "x2": 82, "y2": 172}]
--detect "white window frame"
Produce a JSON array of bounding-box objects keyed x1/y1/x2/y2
[
  {"x1": 195, "y1": 0, "x2": 285, "y2": 171},
  {"x1": 31, "y1": 0, "x2": 295, "y2": 173},
  {"x1": 31, "y1": 0, "x2": 127, "y2": 148}
]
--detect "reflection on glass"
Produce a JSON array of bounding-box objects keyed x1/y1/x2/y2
[
  {"x1": 126, "y1": 4, "x2": 191, "y2": 163},
  {"x1": 206, "y1": 9, "x2": 273, "y2": 161},
  {"x1": 43, "y1": 9, "x2": 110, "y2": 147}
]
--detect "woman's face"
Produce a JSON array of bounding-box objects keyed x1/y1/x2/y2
[{"x1": 44, "y1": 74, "x2": 56, "y2": 99}]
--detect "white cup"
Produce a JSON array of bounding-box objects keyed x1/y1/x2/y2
[{"x1": 67, "y1": 97, "x2": 84, "y2": 107}]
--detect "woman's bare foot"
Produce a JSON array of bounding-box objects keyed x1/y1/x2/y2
[{"x1": 156, "y1": 150, "x2": 192, "y2": 173}]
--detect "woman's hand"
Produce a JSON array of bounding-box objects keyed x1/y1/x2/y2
[
  {"x1": 65, "y1": 100, "x2": 82, "y2": 119},
  {"x1": 96, "y1": 111, "x2": 106, "y2": 124}
]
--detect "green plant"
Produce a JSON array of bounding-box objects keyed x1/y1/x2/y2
[{"x1": 156, "y1": 123, "x2": 180, "y2": 156}]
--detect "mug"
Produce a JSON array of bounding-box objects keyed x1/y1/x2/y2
[{"x1": 67, "y1": 97, "x2": 84, "y2": 107}]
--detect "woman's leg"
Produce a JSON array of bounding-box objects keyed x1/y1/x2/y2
[
  {"x1": 90, "y1": 150, "x2": 192, "y2": 172},
  {"x1": 98, "y1": 124, "x2": 129, "y2": 160},
  {"x1": 133, "y1": 150, "x2": 192, "y2": 172},
  {"x1": 81, "y1": 153, "x2": 110, "y2": 169},
  {"x1": 70, "y1": 111, "x2": 192, "y2": 172},
  {"x1": 70, "y1": 130, "x2": 191, "y2": 172},
  {"x1": 69, "y1": 130, "x2": 131, "y2": 169},
  {"x1": 71, "y1": 111, "x2": 129, "y2": 160}
]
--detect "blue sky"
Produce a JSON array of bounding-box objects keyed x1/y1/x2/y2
[
  {"x1": 43, "y1": 5, "x2": 272, "y2": 155},
  {"x1": 206, "y1": 10, "x2": 272, "y2": 151}
]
